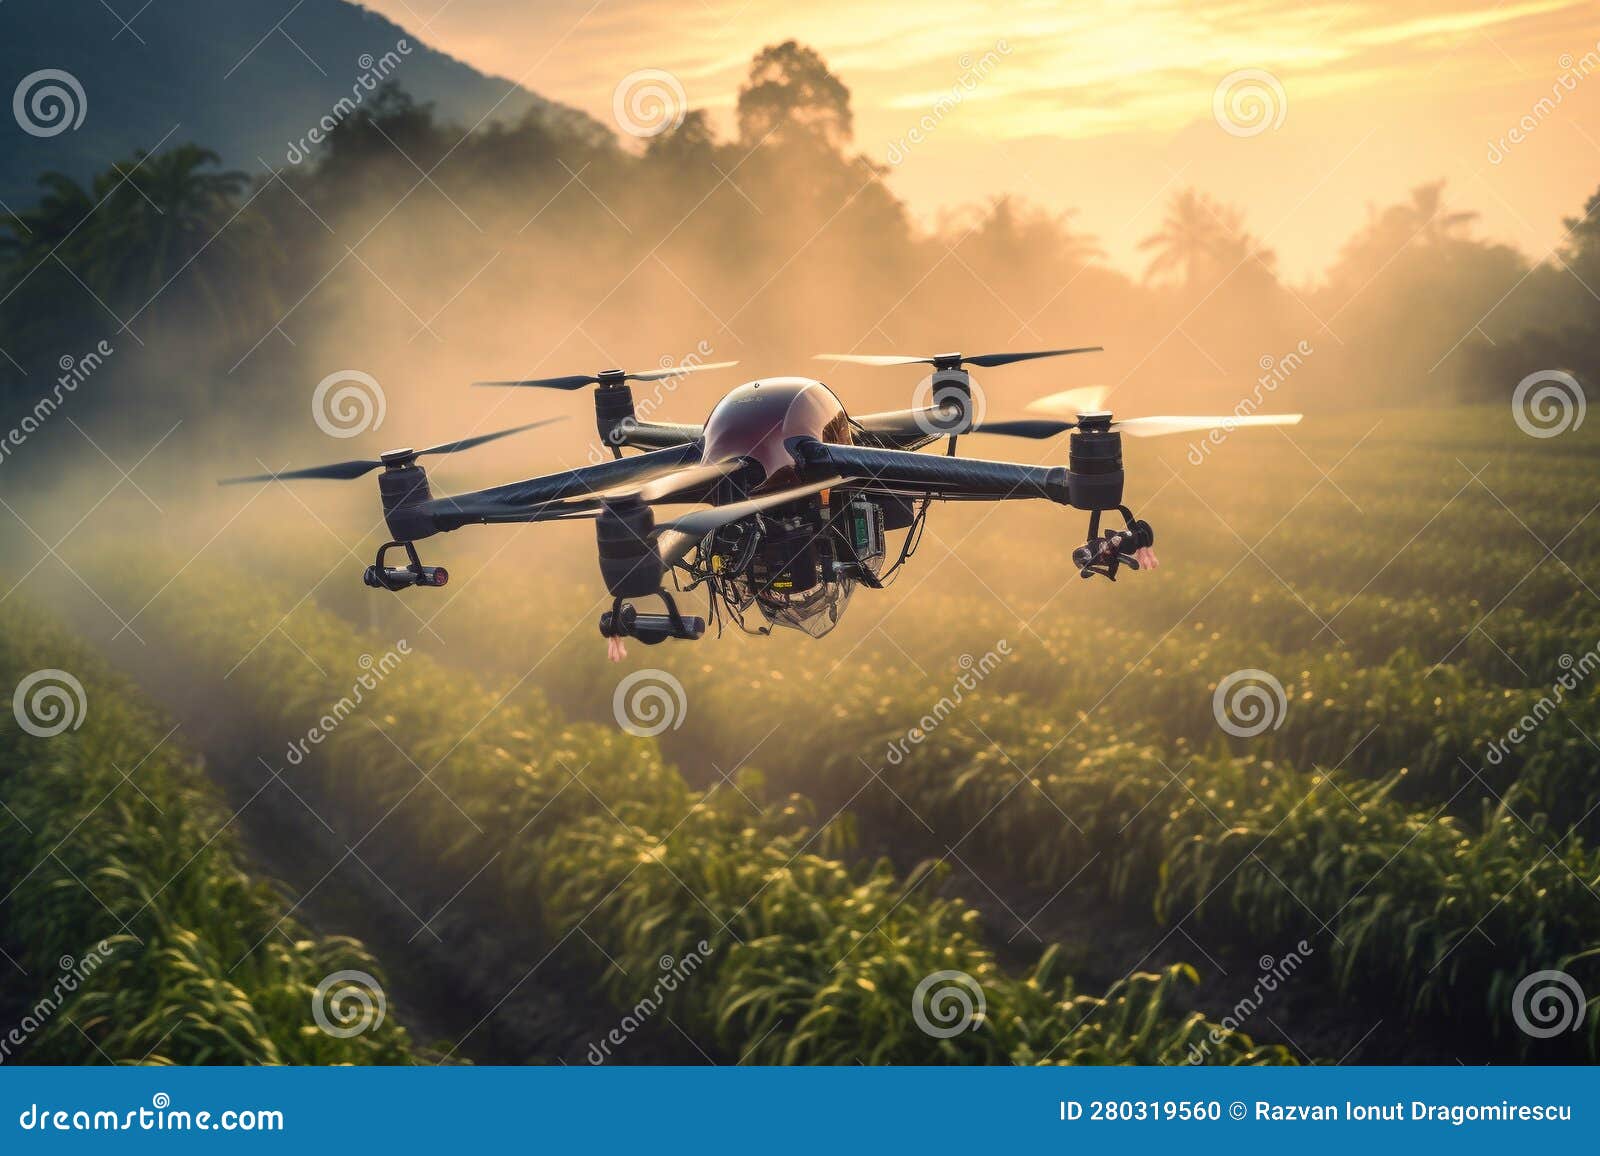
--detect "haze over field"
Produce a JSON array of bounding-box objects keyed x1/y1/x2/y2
[{"x1": 360, "y1": 0, "x2": 1600, "y2": 278}]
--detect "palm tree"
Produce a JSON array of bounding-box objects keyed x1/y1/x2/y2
[
  {"x1": 97, "y1": 145, "x2": 255, "y2": 307},
  {"x1": 1401, "y1": 181, "x2": 1477, "y2": 246},
  {"x1": 0, "y1": 171, "x2": 96, "y2": 265},
  {"x1": 1139, "y1": 189, "x2": 1271, "y2": 288},
  {"x1": 1139, "y1": 189, "x2": 1229, "y2": 288},
  {"x1": 1, "y1": 145, "x2": 273, "y2": 366}
]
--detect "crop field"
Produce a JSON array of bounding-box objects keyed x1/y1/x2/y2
[
  {"x1": 2, "y1": 404, "x2": 1595, "y2": 1065},
  {"x1": 0, "y1": 606, "x2": 417, "y2": 1064}
]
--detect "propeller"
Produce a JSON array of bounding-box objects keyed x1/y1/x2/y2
[
  {"x1": 593, "y1": 460, "x2": 746, "y2": 505},
  {"x1": 814, "y1": 346, "x2": 1102, "y2": 370},
  {"x1": 652, "y1": 478, "x2": 839, "y2": 568},
  {"x1": 217, "y1": 418, "x2": 565, "y2": 485},
  {"x1": 972, "y1": 418, "x2": 1078, "y2": 439},
  {"x1": 1023, "y1": 390, "x2": 1303, "y2": 439},
  {"x1": 1024, "y1": 385, "x2": 1113, "y2": 416},
  {"x1": 1112, "y1": 413, "x2": 1303, "y2": 438},
  {"x1": 473, "y1": 361, "x2": 739, "y2": 390},
  {"x1": 424, "y1": 459, "x2": 752, "y2": 525},
  {"x1": 488, "y1": 471, "x2": 835, "y2": 538},
  {"x1": 859, "y1": 394, "x2": 1302, "y2": 443},
  {"x1": 855, "y1": 407, "x2": 1077, "y2": 441}
]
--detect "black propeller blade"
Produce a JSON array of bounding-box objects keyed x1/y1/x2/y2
[
  {"x1": 220, "y1": 458, "x2": 391, "y2": 484},
  {"x1": 424, "y1": 458, "x2": 748, "y2": 524},
  {"x1": 814, "y1": 346, "x2": 1102, "y2": 370},
  {"x1": 473, "y1": 361, "x2": 739, "y2": 390},
  {"x1": 854, "y1": 407, "x2": 1076, "y2": 441},
  {"x1": 520, "y1": 460, "x2": 750, "y2": 518},
  {"x1": 600, "y1": 460, "x2": 747, "y2": 505},
  {"x1": 217, "y1": 418, "x2": 564, "y2": 485},
  {"x1": 444, "y1": 469, "x2": 836, "y2": 569},
  {"x1": 971, "y1": 418, "x2": 1078, "y2": 439}
]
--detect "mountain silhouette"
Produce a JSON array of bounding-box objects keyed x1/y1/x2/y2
[{"x1": 0, "y1": 0, "x2": 595, "y2": 204}]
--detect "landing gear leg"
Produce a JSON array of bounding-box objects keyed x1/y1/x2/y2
[
  {"x1": 1073, "y1": 508, "x2": 1157, "y2": 581},
  {"x1": 599, "y1": 588, "x2": 707, "y2": 660}
]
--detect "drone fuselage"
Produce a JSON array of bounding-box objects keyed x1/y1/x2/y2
[
  {"x1": 700, "y1": 377, "x2": 853, "y2": 492},
  {"x1": 690, "y1": 378, "x2": 871, "y2": 637}
]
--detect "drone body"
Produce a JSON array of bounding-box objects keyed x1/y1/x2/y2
[{"x1": 221, "y1": 348, "x2": 1302, "y2": 654}]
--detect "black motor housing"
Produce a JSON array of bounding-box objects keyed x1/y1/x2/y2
[
  {"x1": 379, "y1": 463, "x2": 438, "y2": 541},
  {"x1": 594, "y1": 382, "x2": 636, "y2": 451},
  {"x1": 1067, "y1": 423, "x2": 1124, "y2": 511},
  {"x1": 596, "y1": 498, "x2": 663, "y2": 597}
]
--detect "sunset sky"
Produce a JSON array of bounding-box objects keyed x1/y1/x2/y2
[{"x1": 360, "y1": 0, "x2": 1600, "y2": 279}]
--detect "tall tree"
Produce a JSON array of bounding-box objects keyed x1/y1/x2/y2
[
  {"x1": 97, "y1": 145, "x2": 256, "y2": 308},
  {"x1": 1399, "y1": 180, "x2": 1478, "y2": 246},
  {"x1": 1138, "y1": 189, "x2": 1271, "y2": 289},
  {"x1": 737, "y1": 41, "x2": 854, "y2": 150}
]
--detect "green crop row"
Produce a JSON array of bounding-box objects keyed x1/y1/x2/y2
[
  {"x1": 796, "y1": 695, "x2": 1600, "y2": 1057},
  {"x1": 0, "y1": 604, "x2": 416, "y2": 1064}
]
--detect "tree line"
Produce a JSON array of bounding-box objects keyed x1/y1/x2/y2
[{"x1": 0, "y1": 41, "x2": 1595, "y2": 442}]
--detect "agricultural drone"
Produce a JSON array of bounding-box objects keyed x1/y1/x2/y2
[{"x1": 221, "y1": 348, "x2": 1301, "y2": 656}]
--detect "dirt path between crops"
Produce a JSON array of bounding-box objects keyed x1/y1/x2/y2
[{"x1": 45, "y1": 596, "x2": 698, "y2": 1066}]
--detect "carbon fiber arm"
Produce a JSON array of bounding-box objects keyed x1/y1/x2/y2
[
  {"x1": 421, "y1": 442, "x2": 705, "y2": 531},
  {"x1": 789, "y1": 438, "x2": 1071, "y2": 503},
  {"x1": 621, "y1": 421, "x2": 704, "y2": 450},
  {"x1": 851, "y1": 409, "x2": 944, "y2": 451}
]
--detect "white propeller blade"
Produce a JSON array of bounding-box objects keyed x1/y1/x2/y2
[
  {"x1": 629, "y1": 360, "x2": 742, "y2": 382},
  {"x1": 1024, "y1": 385, "x2": 1113, "y2": 416},
  {"x1": 813, "y1": 353, "x2": 929, "y2": 367},
  {"x1": 1114, "y1": 413, "x2": 1303, "y2": 438}
]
